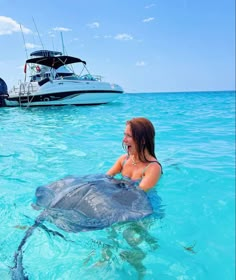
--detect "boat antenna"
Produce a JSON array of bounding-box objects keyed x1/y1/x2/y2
[
  {"x1": 32, "y1": 17, "x2": 44, "y2": 50},
  {"x1": 20, "y1": 24, "x2": 28, "y2": 59},
  {"x1": 51, "y1": 36, "x2": 55, "y2": 52},
  {"x1": 19, "y1": 24, "x2": 28, "y2": 82},
  {"x1": 60, "y1": 31, "x2": 66, "y2": 55}
]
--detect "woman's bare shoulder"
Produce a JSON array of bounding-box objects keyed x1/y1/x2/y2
[
  {"x1": 114, "y1": 154, "x2": 127, "y2": 162},
  {"x1": 120, "y1": 154, "x2": 128, "y2": 160}
]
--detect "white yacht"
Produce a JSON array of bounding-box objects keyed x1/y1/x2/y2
[{"x1": 0, "y1": 50, "x2": 124, "y2": 107}]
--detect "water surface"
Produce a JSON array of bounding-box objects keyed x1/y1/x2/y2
[{"x1": 0, "y1": 91, "x2": 235, "y2": 279}]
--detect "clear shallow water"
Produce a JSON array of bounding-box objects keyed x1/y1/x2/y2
[{"x1": 0, "y1": 91, "x2": 235, "y2": 280}]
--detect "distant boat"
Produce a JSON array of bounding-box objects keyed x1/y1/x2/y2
[{"x1": 0, "y1": 50, "x2": 124, "y2": 107}]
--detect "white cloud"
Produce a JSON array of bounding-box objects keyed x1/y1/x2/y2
[
  {"x1": 87, "y1": 22, "x2": 100, "y2": 29},
  {"x1": 48, "y1": 32, "x2": 55, "y2": 37},
  {"x1": 143, "y1": 17, "x2": 155, "y2": 23},
  {"x1": 94, "y1": 34, "x2": 112, "y2": 39},
  {"x1": 52, "y1": 27, "x2": 72, "y2": 32},
  {"x1": 136, "y1": 61, "x2": 146, "y2": 67},
  {"x1": 0, "y1": 16, "x2": 31, "y2": 35},
  {"x1": 145, "y1": 4, "x2": 155, "y2": 9},
  {"x1": 114, "y1": 33, "x2": 133, "y2": 41},
  {"x1": 25, "y1": 43, "x2": 41, "y2": 49}
]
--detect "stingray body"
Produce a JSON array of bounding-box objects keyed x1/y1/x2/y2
[{"x1": 11, "y1": 174, "x2": 153, "y2": 279}]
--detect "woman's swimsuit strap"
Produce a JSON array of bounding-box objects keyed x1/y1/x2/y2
[
  {"x1": 121, "y1": 155, "x2": 129, "y2": 168},
  {"x1": 121, "y1": 155, "x2": 163, "y2": 176},
  {"x1": 142, "y1": 160, "x2": 163, "y2": 176}
]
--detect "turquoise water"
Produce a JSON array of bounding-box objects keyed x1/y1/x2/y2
[{"x1": 0, "y1": 91, "x2": 235, "y2": 280}]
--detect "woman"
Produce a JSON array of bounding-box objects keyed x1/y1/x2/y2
[{"x1": 107, "y1": 117, "x2": 162, "y2": 191}]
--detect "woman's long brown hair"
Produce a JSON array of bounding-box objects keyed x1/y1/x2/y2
[{"x1": 123, "y1": 117, "x2": 157, "y2": 162}]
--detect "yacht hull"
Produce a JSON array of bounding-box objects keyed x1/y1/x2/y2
[
  {"x1": 5, "y1": 91, "x2": 123, "y2": 107},
  {"x1": 5, "y1": 80, "x2": 123, "y2": 107}
]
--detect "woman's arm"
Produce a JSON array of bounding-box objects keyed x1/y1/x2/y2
[
  {"x1": 139, "y1": 163, "x2": 162, "y2": 191},
  {"x1": 106, "y1": 154, "x2": 126, "y2": 176}
]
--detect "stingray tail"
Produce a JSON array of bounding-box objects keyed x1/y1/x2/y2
[
  {"x1": 11, "y1": 220, "x2": 40, "y2": 280},
  {"x1": 11, "y1": 250, "x2": 28, "y2": 280}
]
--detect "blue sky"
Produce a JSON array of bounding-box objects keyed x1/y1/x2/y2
[{"x1": 0, "y1": 0, "x2": 235, "y2": 93}]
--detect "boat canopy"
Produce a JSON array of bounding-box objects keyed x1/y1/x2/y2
[
  {"x1": 26, "y1": 55, "x2": 86, "y2": 69},
  {"x1": 30, "y1": 50, "x2": 62, "y2": 57}
]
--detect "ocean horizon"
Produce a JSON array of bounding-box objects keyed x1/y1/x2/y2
[{"x1": 126, "y1": 89, "x2": 235, "y2": 94}]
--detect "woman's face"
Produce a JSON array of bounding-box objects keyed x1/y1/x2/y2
[{"x1": 123, "y1": 124, "x2": 137, "y2": 155}]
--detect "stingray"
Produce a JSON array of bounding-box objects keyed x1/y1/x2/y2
[{"x1": 10, "y1": 174, "x2": 154, "y2": 279}]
